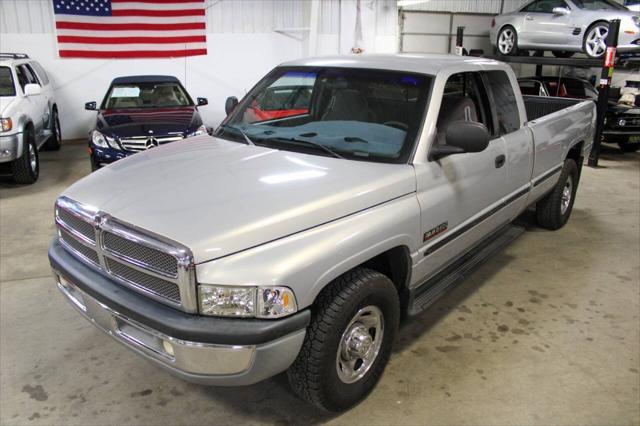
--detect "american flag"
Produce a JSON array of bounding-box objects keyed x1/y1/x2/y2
[{"x1": 53, "y1": 0, "x2": 207, "y2": 58}]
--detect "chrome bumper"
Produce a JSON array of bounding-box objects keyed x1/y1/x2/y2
[
  {"x1": 55, "y1": 272, "x2": 306, "y2": 385},
  {"x1": 0, "y1": 132, "x2": 22, "y2": 162}
]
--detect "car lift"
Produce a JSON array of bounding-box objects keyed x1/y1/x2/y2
[{"x1": 455, "y1": 21, "x2": 639, "y2": 167}]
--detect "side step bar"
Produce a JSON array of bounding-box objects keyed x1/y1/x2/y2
[{"x1": 408, "y1": 224, "x2": 525, "y2": 316}]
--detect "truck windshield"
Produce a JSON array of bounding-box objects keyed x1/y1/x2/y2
[
  {"x1": 216, "y1": 67, "x2": 432, "y2": 163},
  {"x1": 102, "y1": 82, "x2": 192, "y2": 109},
  {"x1": 0, "y1": 67, "x2": 16, "y2": 97}
]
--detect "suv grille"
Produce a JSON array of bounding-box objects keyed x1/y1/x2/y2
[{"x1": 54, "y1": 197, "x2": 195, "y2": 312}]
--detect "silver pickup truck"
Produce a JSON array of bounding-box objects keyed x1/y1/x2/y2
[{"x1": 49, "y1": 54, "x2": 595, "y2": 412}]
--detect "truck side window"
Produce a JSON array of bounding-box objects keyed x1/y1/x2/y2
[
  {"x1": 437, "y1": 72, "x2": 493, "y2": 144},
  {"x1": 484, "y1": 71, "x2": 520, "y2": 136}
]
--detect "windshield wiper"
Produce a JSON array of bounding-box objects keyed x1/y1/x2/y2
[
  {"x1": 259, "y1": 136, "x2": 344, "y2": 159},
  {"x1": 217, "y1": 124, "x2": 255, "y2": 145}
]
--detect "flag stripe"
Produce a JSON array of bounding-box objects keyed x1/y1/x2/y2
[
  {"x1": 57, "y1": 29, "x2": 204, "y2": 37},
  {"x1": 111, "y1": 2, "x2": 204, "y2": 10},
  {"x1": 55, "y1": 15, "x2": 204, "y2": 24},
  {"x1": 58, "y1": 42, "x2": 206, "y2": 51},
  {"x1": 111, "y1": 0, "x2": 204, "y2": 3},
  {"x1": 59, "y1": 49, "x2": 207, "y2": 58},
  {"x1": 58, "y1": 35, "x2": 206, "y2": 44},
  {"x1": 111, "y1": 8, "x2": 204, "y2": 17},
  {"x1": 56, "y1": 21, "x2": 205, "y2": 31}
]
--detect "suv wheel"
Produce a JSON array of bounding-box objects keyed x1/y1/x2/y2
[
  {"x1": 43, "y1": 107, "x2": 62, "y2": 151},
  {"x1": 287, "y1": 268, "x2": 399, "y2": 412},
  {"x1": 11, "y1": 128, "x2": 39, "y2": 184},
  {"x1": 536, "y1": 159, "x2": 578, "y2": 230}
]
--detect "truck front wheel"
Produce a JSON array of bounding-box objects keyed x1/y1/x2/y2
[
  {"x1": 536, "y1": 158, "x2": 578, "y2": 230},
  {"x1": 287, "y1": 268, "x2": 399, "y2": 412}
]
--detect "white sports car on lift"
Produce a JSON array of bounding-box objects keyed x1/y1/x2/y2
[{"x1": 490, "y1": 0, "x2": 640, "y2": 58}]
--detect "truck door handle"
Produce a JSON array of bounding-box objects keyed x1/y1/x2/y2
[
  {"x1": 525, "y1": 16, "x2": 534, "y2": 21},
  {"x1": 495, "y1": 155, "x2": 506, "y2": 168}
]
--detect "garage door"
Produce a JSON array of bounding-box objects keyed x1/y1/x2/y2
[{"x1": 399, "y1": 11, "x2": 495, "y2": 55}]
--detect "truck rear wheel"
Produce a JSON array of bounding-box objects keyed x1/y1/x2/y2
[
  {"x1": 287, "y1": 268, "x2": 399, "y2": 412},
  {"x1": 536, "y1": 159, "x2": 578, "y2": 230}
]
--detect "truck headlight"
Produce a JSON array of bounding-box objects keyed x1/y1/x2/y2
[
  {"x1": 0, "y1": 118, "x2": 12, "y2": 132},
  {"x1": 91, "y1": 130, "x2": 119, "y2": 149},
  {"x1": 187, "y1": 124, "x2": 208, "y2": 137},
  {"x1": 198, "y1": 285, "x2": 297, "y2": 318}
]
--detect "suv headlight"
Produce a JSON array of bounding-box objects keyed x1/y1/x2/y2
[
  {"x1": 0, "y1": 118, "x2": 12, "y2": 132},
  {"x1": 198, "y1": 285, "x2": 297, "y2": 318},
  {"x1": 91, "y1": 130, "x2": 119, "y2": 149},
  {"x1": 187, "y1": 124, "x2": 208, "y2": 137}
]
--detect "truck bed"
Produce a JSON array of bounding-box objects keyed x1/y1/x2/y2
[{"x1": 523, "y1": 95, "x2": 592, "y2": 122}]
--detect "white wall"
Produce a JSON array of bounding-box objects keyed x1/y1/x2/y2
[{"x1": 0, "y1": 0, "x2": 399, "y2": 139}]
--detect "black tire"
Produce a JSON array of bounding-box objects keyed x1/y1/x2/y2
[
  {"x1": 497, "y1": 26, "x2": 518, "y2": 56},
  {"x1": 552, "y1": 51, "x2": 574, "y2": 58},
  {"x1": 287, "y1": 268, "x2": 400, "y2": 412},
  {"x1": 11, "y1": 127, "x2": 39, "y2": 184},
  {"x1": 42, "y1": 107, "x2": 61, "y2": 151},
  {"x1": 583, "y1": 21, "x2": 609, "y2": 59},
  {"x1": 536, "y1": 159, "x2": 578, "y2": 230},
  {"x1": 617, "y1": 137, "x2": 640, "y2": 153}
]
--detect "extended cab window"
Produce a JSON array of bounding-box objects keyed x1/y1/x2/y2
[
  {"x1": 0, "y1": 67, "x2": 16, "y2": 96},
  {"x1": 218, "y1": 67, "x2": 432, "y2": 164},
  {"x1": 437, "y1": 72, "x2": 493, "y2": 143},
  {"x1": 484, "y1": 71, "x2": 521, "y2": 135}
]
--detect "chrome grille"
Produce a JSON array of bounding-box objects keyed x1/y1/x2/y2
[
  {"x1": 120, "y1": 135, "x2": 183, "y2": 152},
  {"x1": 106, "y1": 258, "x2": 181, "y2": 303},
  {"x1": 54, "y1": 197, "x2": 196, "y2": 312},
  {"x1": 57, "y1": 208, "x2": 96, "y2": 243},
  {"x1": 103, "y1": 231, "x2": 178, "y2": 277},
  {"x1": 59, "y1": 228, "x2": 100, "y2": 266}
]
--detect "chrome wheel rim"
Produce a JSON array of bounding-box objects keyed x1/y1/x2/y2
[
  {"x1": 586, "y1": 25, "x2": 608, "y2": 58},
  {"x1": 498, "y1": 29, "x2": 515, "y2": 54},
  {"x1": 28, "y1": 143, "x2": 36, "y2": 172},
  {"x1": 561, "y1": 175, "x2": 573, "y2": 215},
  {"x1": 336, "y1": 305, "x2": 384, "y2": 384}
]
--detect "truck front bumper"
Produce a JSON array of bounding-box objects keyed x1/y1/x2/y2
[{"x1": 49, "y1": 241, "x2": 309, "y2": 386}]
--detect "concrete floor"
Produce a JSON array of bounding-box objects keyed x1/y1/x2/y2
[{"x1": 1, "y1": 140, "x2": 638, "y2": 426}]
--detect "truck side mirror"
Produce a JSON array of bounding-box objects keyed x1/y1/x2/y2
[
  {"x1": 225, "y1": 96, "x2": 238, "y2": 115},
  {"x1": 85, "y1": 101, "x2": 97, "y2": 111},
  {"x1": 197, "y1": 97, "x2": 208, "y2": 106},
  {"x1": 552, "y1": 7, "x2": 569, "y2": 15},
  {"x1": 430, "y1": 121, "x2": 490, "y2": 160}
]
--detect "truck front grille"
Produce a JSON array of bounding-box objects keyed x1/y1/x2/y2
[
  {"x1": 120, "y1": 135, "x2": 184, "y2": 152},
  {"x1": 103, "y1": 231, "x2": 178, "y2": 277},
  {"x1": 59, "y1": 227, "x2": 100, "y2": 266},
  {"x1": 106, "y1": 258, "x2": 181, "y2": 304},
  {"x1": 54, "y1": 197, "x2": 196, "y2": 312}
]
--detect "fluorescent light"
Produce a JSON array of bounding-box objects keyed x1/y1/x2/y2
[{"x1": 398, "y1": 0, "x2": 431, "y2": 7}]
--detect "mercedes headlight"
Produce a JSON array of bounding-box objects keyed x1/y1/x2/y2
[
  {"x1": 187, "y1": 124, "x2": 208, "y2": 137},
  {"x1": 198, "y1": 285, "x2": 297, "y2": 318},
  {"x1": 91, "y1": 130, "x2": 119, "y2": 149}
]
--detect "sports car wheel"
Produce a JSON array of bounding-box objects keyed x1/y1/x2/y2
[
  {"x1": 584, "y1": 22, "x2": 609, "y2": 59},
  {"x1": 497, "y1": 26, "x2": 518, "y2": 56}
]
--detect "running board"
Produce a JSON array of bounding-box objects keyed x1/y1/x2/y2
[{"x1": 408, "y1": 224, "x2": 525, "y2": 316}]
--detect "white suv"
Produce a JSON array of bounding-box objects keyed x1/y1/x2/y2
[{"x1": 0, "y1": 53, "x2": 61, "y2": 184}]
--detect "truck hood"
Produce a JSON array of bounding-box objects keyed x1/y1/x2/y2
[
  {"x1": 0, "y1": 96, "x2": 16, "y2": 117},
  {"x1": 62, "y1": 135, "x2": 416, "y2": 263}
]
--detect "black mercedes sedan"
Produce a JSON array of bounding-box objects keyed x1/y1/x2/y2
[{"x1": 85, "y1": 75, "x2": 208, "y2": 170}]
